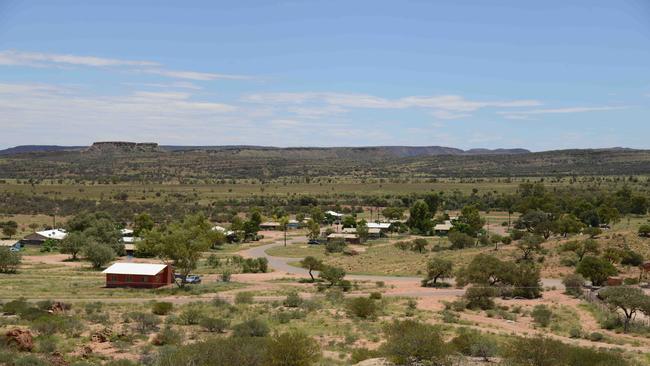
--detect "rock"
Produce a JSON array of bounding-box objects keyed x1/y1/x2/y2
[
  {"x1": 5, "y1": 328, "x2": 34, "y2": 351},
  {"x1": 90, "y1": 328, "x2": 112, "y2": 343},
  {"x1": 48, "y1": 352, "x2": 69, "y2": 366},
  {"x1": 80, "y1": 345, "x2": 93, "y2": 358}
]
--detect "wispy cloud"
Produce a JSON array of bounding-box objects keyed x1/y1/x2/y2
[
  {"x1": 0, "y1": 49, "x2": 250, "y2": 82},
  {"x1": 499, "y1": 106, "x2": 628, "y2": 120}
]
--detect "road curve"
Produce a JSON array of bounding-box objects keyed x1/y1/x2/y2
[{"x1": 241, "y1": 241, "x2": 564, "y2": 289}]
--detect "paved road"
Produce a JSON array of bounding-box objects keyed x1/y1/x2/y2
[{"x1": 242, "y1": 240, "x2": 564, "y2": 289}]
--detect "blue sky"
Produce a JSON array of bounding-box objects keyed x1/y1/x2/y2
[{"x1": 0, "y1": 0, "x2": 649, "y2": 150}]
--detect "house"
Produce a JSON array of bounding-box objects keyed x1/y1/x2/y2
[
  {"x1": 103, "y1": 262, "x2": 173, "y2": 288},
  {"x1": 260, "y1": 222, "x2": 281, "y2": 230},
  {"x1": 367, "y1": 222, "x2": 392, "y2": 231},
  {"x1": 20, "y1": 229, "x2": 67, "y2": 245},
  {"x1": 287, "y1": 219, "x2": 301, "y2": 229},
  {"x1": 434, "y1": 221, "x2": 454, "y2": 235},
  {"x1": 327, "y1": 233, "x2": 360, "y2": 244},
  {"x1": 123, "y1": 243, "x2": 136, "y2": 256},
  {"x1": 120, "y1": 228, "x2": 134, "y2": 236},
  {"x1": 326, "y1": 210, "x2": 343, "y2": 218},
  {"x1": 0, "y1": 240, "x2": 21, "y2": 251}
]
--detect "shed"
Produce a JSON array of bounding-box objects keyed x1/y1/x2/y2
[
  {"x1": 260, "y1": 222, "x2": 281, "y2": 230},
  {"x1": 103, "y1": 262, "x2": 173, "y2": 288},
  {"x1": 0, "y1": 240, "x2": 21, "y2": 251},
  {"x1": 327, "y1": 233, "x2": 360, "y2": 244},
  {"x1": 21, "y1": 229, "x2": 67, "y2": 245}
]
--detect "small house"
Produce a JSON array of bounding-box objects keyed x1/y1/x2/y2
[
  {"x1": 123, "y1": 243, "x2": 136, "y2": 256},
  {"x1": 287, "y1": 219, "x2": 301, "y2": 229},
  {"x1": 434, "y1": 221, "x2": 453, "y2": 236},
  {"x1": 260, "y1": 221, "x2": 281, "y2": 230},
  {"x1": 327, "y1": 233, "x2": 360, "y2": 244},
  {"x1": 0, "y1": 240, "x2": 21, "y2": 251},
  {"x1": 103, "y1": 262, "x2": 173, "y2": 288},
  {"x1": 21, "y1": 229, "x2": 67, "y2": 245}
]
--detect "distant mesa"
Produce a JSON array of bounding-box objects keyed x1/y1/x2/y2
[{"x1": 86, "y1": 142, "x2": 160, "y2": 153}]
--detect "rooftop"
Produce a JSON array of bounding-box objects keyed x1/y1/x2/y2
[{"x1": 102, "y1": 262, "x2": 168, "y2": 276}]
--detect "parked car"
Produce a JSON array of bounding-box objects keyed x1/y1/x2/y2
[
  {"x1": 308, "y1": 239, "x2": 322, "y2": 245},
  {"x1": 175, "y1": 274, "x2": 202, "y2": 284}
]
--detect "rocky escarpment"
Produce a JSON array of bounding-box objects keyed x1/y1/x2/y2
[{"x1": 86, "y1": 142, "x2": 160, "y2": 153}]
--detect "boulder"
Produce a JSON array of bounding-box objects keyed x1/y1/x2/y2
[{"x1": 5, "y1": 328, "x2": 34, "y2": 351}]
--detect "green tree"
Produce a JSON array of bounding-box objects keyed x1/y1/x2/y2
[
  {"x1": 59, "y1": 231, "x2": 87, "y2": 260},
  {"x1": 599, "y1": 286, "x2": 650, "y2": 333},
  {"x1": 310, "y1": 207, "x2": 324, "y2": 224},
  {"x1": 516, "y1": 210, "x2": 554, "y2": 239},
  {"x1": 531, "y1": 305, "x2": 552, "y2": 327},
  {"x1": 638, "y1": 224, "x2": 650, "y2": 238},
  {"x1": 422, "y1": 257, "x2": 453, "y2": 286},
  {"x1": 319, "y1": 265, "x2": 346, "y2": 287},
  {"x1": 423, "y1": 192, "x2": 441, "y2": 217},
  {"x1": 455, "y1": 205, "x2": 485, "y2": 237},
  {"x1": 560, "y1": 239, "x2": 600, "y2": 262},
  {"x1": 0, "y1": 247, "x2": 21, "y2": 273},
  {"x1": 279, "y1": 216, "x2": 289, "y2": 247},
  {"x1": 411, "y1": 238, "x2": 428, "y2": 253},
  {"x1": 562, "y1": 273, "x2": 585, "y2": 297},
  {"x1": 266, "y1": 330, "x2": 321, "y2": 366},
  {"x1": 553, "y1": 214, "x2": 584, "y2": 237},
  {"x1": 145, "y1": 213, "x2": 219, "y2": 287},
  {"x1": 300, "y1": 256, "x2": 323, "y2": 282},
  {"x1": 448, "y1": 231, "x2": 475, "y2": 249},
  {"x1": 356, "y1": 219, "x2": 369, "y2": 243},
  {"x1": 84, "y1": 242, "x2": 115, "y2": 269},
  {"x1": 516, "y1": 234, "x2": 544, "y2": 261},
  {"x1": 380, "y1": 320, "x2": 448, "y2": 365},
  {"x1": 407, "y1": 200, "x2": 432, "y2": 235},
  {"x1": 305, "y1": 219, "x2": 320, "y2": 240},
  {"x1": 133, "y1": 212, "x2": 154, "y2": 236},
  {"x1": 1, "y1": 220, "x2": 18, "y2": 238},
  {"x1": 382, "y1": 207, "x2": 404, "y2": 220},
  {"x1": 576, "y1": 256, "x2": 617, "y2": 286},
  {"x1": 456, "y1": 254, "x2": 514, "y2": 287}
]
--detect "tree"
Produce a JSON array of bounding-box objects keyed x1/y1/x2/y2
[
  {"x1": 59, "y1": 231, "x2": 87, "y2": 260},
  {"x1": 1, "y1": 221, "x2": 18, "y2": 238},
  {"x1": 411, "y1": 238, "x2": 428, "y2": 253},
  {"x1": 448, "y1": 231, "x2": 475, "y2": 249},
  {"x1": 597, "y1": 205, "x2": 620, "y2": 226},
  {"x1": 576, "y1": 256, "x2": 617, "y2": 286},
  {"x1": 319, "y1": 265, "x2": 346, "y2": 287},
  {"x1": 279, "y1": 216, "x2": 289, "y2": 247},
  {"x1": 553, "y1": 214, "x2": 584, "y2": 237},
  {"x1": 133, "y1": 212, "x2": 154, "y2": 236},
  {"x1": 455, "y1": 254, "x2": 514, "y2": 287},
  {"x1": 306, "y1": 219, "x2": 320, "y2": 241},
  {"x1": 423, "y1": 257, "x2": 453, "y2": 286},
  {"x1": 145, "y1": 213, "x2": 219, "y2": 287},
  {"x1": 638, "y1": 224, "x2": 650, "y2": 238},
  {"x1": 266, "y1": 330, "x2": 321, "y2": 366},
  {"x1": 300, "y1": 256, "x2": 323, "y2": 282},
  {"x1": 28, "y1": 223, "x2": 39, "y2": 232},
  {"x1": 356, "y1": 219, "x2": 369, "y2": 243},
  {"x1": 407, "y1": 200, "x2": 432, "y2": 235},
  {"x1": 84, "y1": 242, "x2": 115, "y2": 269},
  {"x1": 515, "y1": 210, "x2": 554, "y2": 239},
  {"x1": 562, "y1": 273, "x2": 585, "y2": 297},
  {"x1": 516, "y1": 234, "x2": 544, "y2": 261},
  {"x1": 599, "y1": 286, "x2": 650, "y2": 333},
  {"x1": 382, "y1": 207, "x2": 404, "y2": 220},
  {"x1": 310, "y1": 207, "x2": 324, "y2": 224},
  {"x1": 560, "y1": 239, "x2": 600, "y2": 262},
  {"x1": 0, "y1": 247, "x2": 21, "y2": 273},
  {"x1": 455, "y1": 205, "x2": 485, "y2": 237},
  {"x1": 347, "y1": 297, "x2": 378, "y2": 319},
  {"x1": 510, "y1": 263, "x2": 542, "y2": 299},
  {"x1": 582, "y1": 226, "x2": 602, "y2": 239},
  {"x1": 621, "y1": 250, "x2": 644, "y2": 267},
  {"x1": 423, "y1": 192, "x2": 441, "y2": 217}
]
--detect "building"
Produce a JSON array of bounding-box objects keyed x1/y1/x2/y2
[
  {"x1": 434, "y1": 221, "x2": 454, "y2": 236},
  {"x1": 260, "y1": 221, "x2": 281, "y2": 230},
  {"x1": 287, "y1": 219, "x2": 301, "y2": 229},
  {"x1": 327, "y1": 233, "x2": 360, "y2": 244},
  {"x1": 367, "y1": 222, "x2": 392, "y2": 231},
  {"x1": 20, "y1": 229, "x2": 67, "y2": 245},
  {"x1": 0, "y1": 240, "x2": 21, "y2": 251},
  {"x1": 103, "y1": 262, "x2": 173, "y2": 288},
  {"x1": 123, "y1": 243, "x2": 136, "y2": 256}
]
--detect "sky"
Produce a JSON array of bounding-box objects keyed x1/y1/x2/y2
[{"x1": 0, "y1": 0, "x2": 649, "y2": 151}]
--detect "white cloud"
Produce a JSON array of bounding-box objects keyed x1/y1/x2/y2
[
  {"x1": 499, "y1": 106, "x2": 628, "y2": 119},
  {"x1": 0, "y1": 49, "x2": 250, "y2": 82}
]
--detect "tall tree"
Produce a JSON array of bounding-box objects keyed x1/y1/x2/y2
[
  {"x1": 59, "y1": 231, "x2": 87, "y2": 260},
  {"x1": 300, "y1": 256, "x2": 323, "y2": 282},
  {"x1": 576, "y1": 256, "x2": 617, "y2": 286},
  {"x1": 407, "y1": 200, "x2": 432, "y2": 235},
  {"x1": 599, "y1": 286, "x2": 650, "y2": 333},
  {"x1": 423, "y1": 257, "x2": 453, "y2": 286}
]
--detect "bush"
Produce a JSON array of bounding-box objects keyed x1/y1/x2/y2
[
  {"x1": 464, "y1": 286, "x2": 497, "y2": 310},
  {"x1": 351, "y1": 348, "x2": 381, "y2": 364},
  {"x1": 83, "y1": 243, "x2": 115, "y2": 269},
  {"x1": 501, "y1": 236, "x2": 512, "y2": 245},
  {"x1": 569, "y1": 327, "x2": 582, "y2": 338},
  {"x1": 178, "y1": 306, "x2": 204, "y2": 325},
  {"x1": 325, "y1": 240, "x2": 346, "y2": 253},
  {"x1": 347, "y1": 297, "x2": 379, "y2": 319},
  {"x1": 128, "y1": 311, "x2": 161, "y2": 333},
  {"x1": 380, "y1": 320, "x2": 448, "y2": 365},
  {"x1": 369, "y1": 292, "x2": 382, "y2": 300},
  {"x1": 235, "y1": 291, "x2": 254, "y2": 304},
  {"x1": 151, "y1": 302, "x2": 173, "y2": 315},
  {"x1": 283, "y1": 292, "x2": 303, "y2": 308},
  {"x1": 220, "y1": 270, "x2": 232, "y2": 282},
  {"x1": 265, "y1": 330, "x2": 321, "y2": 366},
  {"x1": 589, "y1": 332, "x2": 604, "y2": 342},
  {"x1": 232, "y1": 318, "x2": 270, "y2": 337},
  {"x1": 562, "y1": 273, "x2": 585, "y2": 297},
  {"x1": 199, "y1": 317, "x2": 229, "y2": 333},
  {"x1": 0, "y1": 247, "x2": 21, "y2": 273},
  {"x1": 531, "y1": 305, "x2": 552, "y2": 327},
  {"x1": 155, "y1": 336, "x2": 268, "y2": 366},
  {"x1": 152, "y1": 326, "x2": 182, "y2": 346},
  {"x1": 449, "y1": 231, "x2": 475, "y2": 250}
]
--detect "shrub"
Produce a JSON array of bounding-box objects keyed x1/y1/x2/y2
[
  {"x1": 283, "y1": 292, "x2": 303, "y2": 308},
  {"x1": 347, "y1": 297, "x2": 379, "y2": 319},
  {"x1": 155, "y1": 336, "x2": 268, "y2": 366},
  {"x1": 638, "y1": 224, "x2": 650, "y2": 237},
  {"x1": 325, "y1": 240, "x2": 346, "y2": 253},
  {"x1": 220, "y1": 270, "x2": 232, "y2": 282},
  {"x1": 152, "y1": 326, "x2": 182, "y2": 346},
  {"x1": 369, "y1": 292, "x2": 382, "y2": 300},
  {"x1": 232, "y1": 318, "x2": 270, "y2": 337},
  {"x1": 178, "y1": 306, "x2": 204, "y2": 325},
  {"x1": 128, "y1": 311, "x2": 160, "y2": 333},
  {"x1": 449, "y1": 231, "x2": 475, "y2": 250},
  {"x1": 531, "y1": 305, "x2": 552, "y2": 327},
  {"x1": 351, "y1": 348, "x2": 380, "y2": 364},
  {"x1": 589, "y1": 332, "x2": 604, "y2": 342},
  {"x1": 199, "y1": 317, "x2": 229, "y2": 333},
  {"x1": 265, "y1": 330, "x2": 321, "y2": 366},
  {"x1": 151, "y1": 302, "x2": 173, "y2": 315},
  {"x1": 501, "y1": 236, "x2": 512, "y2": 245},
  {"x1": 562, "y1": 273, "x2": 585, "y2": 297},
  {"x1": 235, "y1": 291, "x2": 254, "y2": 304},
  {"x1": 0, "y1": 247, "x2": 21, "y2": 273},
  {"x1": 569, "y1": 327, "x2": 582, "y2": 338},
  {"x1": 464, "y1": 286, "x2": 497, "y2": 310},
  {"x1": 380, "y1": 320, "x2": 448, "y2": 365}
]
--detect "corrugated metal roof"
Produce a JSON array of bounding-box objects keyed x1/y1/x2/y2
[
  {"x1": 103, "y1": 262, "x2": 167, "y2": 276},
  {"x1": 36, "y1": 229, "x2": 67, "y2": 240}
]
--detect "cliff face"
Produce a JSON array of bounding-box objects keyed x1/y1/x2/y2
[{"x1": 86, "y1": 142, "x2": 160, "y2": 153}]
